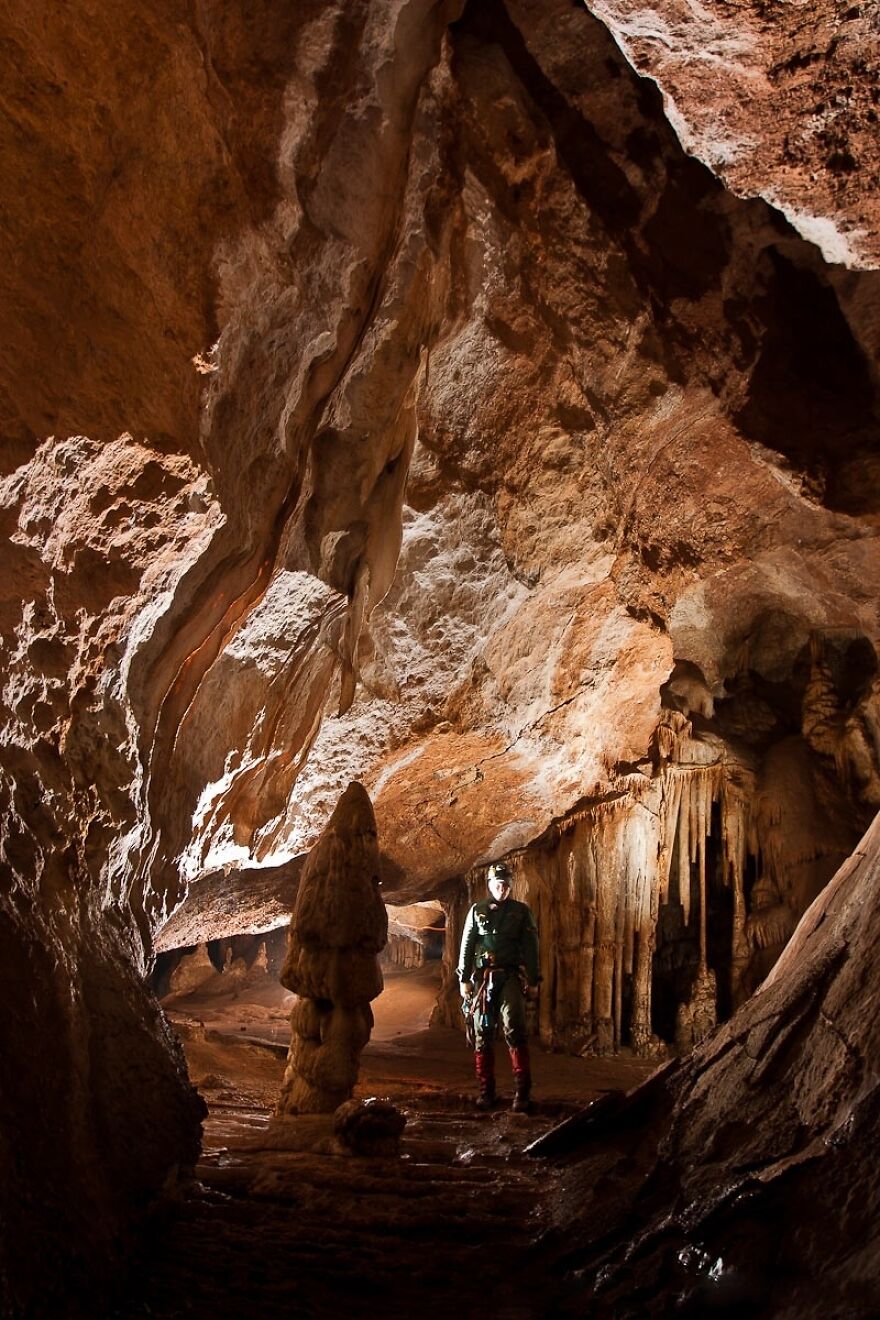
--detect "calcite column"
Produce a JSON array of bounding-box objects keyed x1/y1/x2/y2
[
  {"x1": 276, "y1": 782, "x2": 387, "y2": 1115},
  {"x1": 630, "y1": 919, "x2": 656, "y2": 1053}
]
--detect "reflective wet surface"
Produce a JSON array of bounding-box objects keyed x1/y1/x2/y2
[{"x1": 111, "y1": 968, "x2": 655, "y2": 1319}]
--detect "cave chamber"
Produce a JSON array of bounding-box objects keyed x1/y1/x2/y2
[{"x1": 1, "y1": 0, "x2": 879, "y2": 1316}]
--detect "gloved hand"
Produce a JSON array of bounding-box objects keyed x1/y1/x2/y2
[
  {"x1": 460, "y1": 980, "x2": 474, "y2": 999},
  {"x1": 525, "y1": 982, "x2": 540, "y2": 1002}
]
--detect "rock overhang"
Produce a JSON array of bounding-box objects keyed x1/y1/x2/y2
[
  {"x1": 143, "y1": 0, "x2": 880, "y2": 943},
  {"x1": 2, "y1": 0, "x2": 880, "y2": 1308}
]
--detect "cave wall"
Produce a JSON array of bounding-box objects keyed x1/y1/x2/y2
[
  {"x1": 540, "y1": 808, "x2": 880, "y2": 1318},
  {"x1": 438, "y1": 648, "x2": 875, "y2": 1056},
  {"x1": 587, "y1": 0, "x2": 880, "y2": 270},
  {"x1": 274, "y1": 0, "x2": 880, "y2": 894},
  {"x1": 0, "y1": 0, "x2": 879, "y2": 1311},
  {"x1": 0, "y1": 0, "x2": 462, "y2": 1308},
  {"x1": 0, "y1": 2, "x2": 310, "y2": 1308}
]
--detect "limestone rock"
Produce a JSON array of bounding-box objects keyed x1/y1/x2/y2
[
  {"x1": 250, "y1": 941, "x2": 270, "y2": 978},
  {"x1": 0, "y1": 0, "x2": 879, "y2": 1310},
  {"x1": 270, "y1": 0, "x2": 880, "y2": 902},
  {"x1": 334, "y1": 1098, "x2": 407, "y2": 1157},
  {"x1": 383, "y1": 930, "x2": 426, "y2": 968},
  {"x1": 585, "y1": 0, "x2": 880, "y2": 268},
  {"x1": 541, "y1": 808, "x2": 880, "y2": 1316},
  {"x1": 673, "y1": 965, "x2": 717, "y2": 1054},
  {"x1": 168, "y1": 942, "x2": 217, "y2": 997},
  {"x1": 277, "y1": 783, "x2": 387, "y2": 1114}
]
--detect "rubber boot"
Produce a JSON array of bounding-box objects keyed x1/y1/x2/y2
[
  {"x1": 509, "y1": 1044, "x2": 532, "y2": 1113},
  {"x1": 474, "y1": 1048, "x2": 496, "y2": 1110}
]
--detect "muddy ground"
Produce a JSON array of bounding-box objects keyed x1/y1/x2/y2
[{"x1": 111, "y1": 965, "x2": 657, "y2": 1320}]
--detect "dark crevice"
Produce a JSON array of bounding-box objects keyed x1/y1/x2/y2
[
  {"x1": 451, "y1": 0, "x2": 738, "y2": 311},
  {"x1": 735, "y1": 248, "x2": 880, "y2": 514}
]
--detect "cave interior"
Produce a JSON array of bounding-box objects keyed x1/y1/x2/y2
[{"x1": 1, "y1": 0, "x2": 879, "y2": 1316}]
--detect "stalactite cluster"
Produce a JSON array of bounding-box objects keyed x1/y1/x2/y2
[
  {"x1": 382, "y1": 930, "x2": 426, "y2": 968},
  {"x1": 514, "y1": 751, "x2": 753, "y2": 1056},
  {"x1": 441, "y1": 655, "x2": 873, "y2": 1056}
]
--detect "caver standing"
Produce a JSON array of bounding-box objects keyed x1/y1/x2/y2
[{"x1": 457, "y1": 861, "x2": 540, "y2": 1112}]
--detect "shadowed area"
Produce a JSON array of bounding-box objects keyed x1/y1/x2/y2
[
  {"x1": 111, "y1": 965, "x2": 654, "y2": 1320},
  {"x1": 0, "y1": 0, "x2": 879, "y2": 1314}
]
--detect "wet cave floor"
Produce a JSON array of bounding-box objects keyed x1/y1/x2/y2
[{"x1": 113, "y1": 966, "x2": 656, "y2": 1320}]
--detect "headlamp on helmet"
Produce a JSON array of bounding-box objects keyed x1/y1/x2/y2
[{"x1": 487, "y1": 862, "x2": 513, "y2": 884}]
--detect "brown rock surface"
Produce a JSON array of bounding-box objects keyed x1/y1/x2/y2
[
  {"x1": 275, "y1": 0, "x2": 880, "y2": 898},
  {"x1": 276, "y1": 782, "x2": 387, "y2": 1113},
  {"x1": 586, "y1": 0, "x2": 880, "y2": 268},
  {"x1": 0, "y1": 0, "x2": 879, "y2": 1311},
  {"x1": 537, "y1": 807, "x2": 880, "y2": 1317}
]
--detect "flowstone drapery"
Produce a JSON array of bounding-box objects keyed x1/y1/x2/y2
[
  {"x1": 276, "y1": 782, "x2": 387, "y2": 1115},
  {"x1": 441, "y1": 647, "x2": 875, "y2": 1058}
]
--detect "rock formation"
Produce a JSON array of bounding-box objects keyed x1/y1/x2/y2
[
  {"x1": 383, "y1": 900, "x2": 444, "y2": 967},
  {"x1": 435, "y1": 656, "x2": 874, "y2": 1057},
  {"x1": 532, "y1": 807, "x2": 880, "y2": 1317},
  {"x1": 276, "y1": 782, "x2": 387, "y2": 1114},
  {"x1": 334, "y1": 1097, "x2": 407, "y2": 1157},
  {"x1": 275, "y1": 0, "x2": 880, "y2": 903},
  {"x1": 167, "y1": 942, "x2": 217, "y2": 997},
  {"x1": 587, "y1": 0, "x2": 880, "y2": 269},
  {"x1": 0, "y1": 0, "x2": 878, "y2": 1311}
]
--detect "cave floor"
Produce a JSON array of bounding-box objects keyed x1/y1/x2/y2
[{"x1": 112, "y1": 967, "x2": 656, "y2": 1320}]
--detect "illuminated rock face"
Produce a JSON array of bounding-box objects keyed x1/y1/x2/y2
[
  {"x1": 436, "y1": 648, "x2": 876, "y2": 1057},
  {"x1": 276, "y1": 783, "x2": 387, "y2": 1114},
  {"x1": 0, "y1": 0, "x2": 879, "y2": 1309},
  {"x1": 586, "y1": 0, "x2": 880, "y2": 269},
  {"x1": 276, "y1": 0, "x2": 880, "y2": 896}
]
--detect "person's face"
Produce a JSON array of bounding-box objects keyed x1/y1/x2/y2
[{"x1": 488, "y1": 874, "x2": 511, "y2": 902}]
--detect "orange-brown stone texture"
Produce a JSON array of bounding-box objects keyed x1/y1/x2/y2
[{"x1": 0, "y1": 0, "x2": 878, "y2": 1313}]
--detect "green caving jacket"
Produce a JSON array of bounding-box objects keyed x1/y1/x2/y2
[{"x1": 457, "y1": 897, "x2": 540, "y2": 985}]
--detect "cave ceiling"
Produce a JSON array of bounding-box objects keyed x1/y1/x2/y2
[
  {"x1": 5, "y1": 4, "x2": 880, "y2": 1310},
  {"x1": 1, "y1": 0, "x2": 878, "y2": 949}
]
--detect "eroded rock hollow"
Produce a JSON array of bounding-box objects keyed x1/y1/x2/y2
[{"x1": 1, "y1": 0, "x2": 878, "y2": 1313}]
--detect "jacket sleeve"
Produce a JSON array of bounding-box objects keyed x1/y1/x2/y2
[
  {"x1": 457, "y1": 905, "x2": 478, "y2": 983},
  {"x1": 520, "y1": 904, "x2": 540, "y2": 984}
]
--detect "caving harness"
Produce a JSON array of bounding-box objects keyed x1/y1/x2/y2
[{"x1": 461, "y1": 954, "x2": 531, "y2": 1047}]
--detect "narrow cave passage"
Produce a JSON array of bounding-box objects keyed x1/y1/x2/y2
[{"x1": 113, "y1": 960, "x2": 654, "y2": 1320}]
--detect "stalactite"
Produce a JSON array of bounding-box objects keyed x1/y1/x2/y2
[
  {"x1": 440, "y1": 700, "x2": 859, "y2": 1057},
  {"x1": 697, "y1": 780, "x2": 708, "y2": 969},
  {"x1": 381, "y1": 931, "x2": 425, "y2": 968},
  {"x1": 578, "y1": 844, "x2": 596, "y2": 1025},
  {"x1": 659, "y1": 771, "x2": 682, "y2": 905},
  {"x1": 520, "y1": 756, "x2": 755, "y2": 1054},
  {"x1": 678, "y1": 780, "x2": 691, "y2": 925},
  {"x1": 721, "y1": 776, "x2": 752, "y2": 1004}
]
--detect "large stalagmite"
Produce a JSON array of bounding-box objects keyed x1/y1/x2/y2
[
  {"x1": 276, "y1": 782, "x2": 387, "y2": 1114},
  {"x1": 0, "y1": 0, "x2": 879, "y2": 1312}
]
